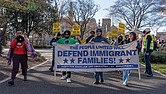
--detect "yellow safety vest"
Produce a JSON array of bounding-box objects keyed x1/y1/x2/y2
[{"x1": 143, "y1": 34, "x2": 154, "y2": 50}]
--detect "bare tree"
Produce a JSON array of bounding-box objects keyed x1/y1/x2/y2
[
  {"x1": 107, "y1": 0, "x2": 166, "y2": 31},
  {"x1": 158, "y1": 0, "x2": 166, "y2": 15},
  {"x1": 65, "y1": 0, "x2": 99, "y2": 39},
  {"x1": 50, "y1": 0, "x2": 68, "y2": 22}
]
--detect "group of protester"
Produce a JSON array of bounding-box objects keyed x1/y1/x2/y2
[
  {"x1": 48, "y1": 28, "x2": 154, "y2": 86},
  {"x1": 7, "y1": 27, "x2": 154, "y2": 86}
]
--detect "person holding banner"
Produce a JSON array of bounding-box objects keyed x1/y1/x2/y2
[
  {"x1": 118, "y1": 35, "x2": 124, "y2": 45},
  {"x1": 49, "y1": 32, "x2": 62, "y2": 72},
  {"x1": 123, "y1": 32, "x2": 137, "y2": 86},
  {"x1": 86, "y1": 31, "x2": 95, "y2": 43},
  {"x1": 90, "y1": 29, "x2": 109, "y2": 84},
  {"x1": 56, "y1": 30, "x2": 77, "y2": 83}
]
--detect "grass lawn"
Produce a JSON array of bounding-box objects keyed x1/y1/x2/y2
[
  {"x1": 152, "y1": 64, "x2": 166, "y2": 75},
  {"x1": 139, "y1": 51, "x2": 166, "y2": 75},
  {"x1": 141, "y1": 62, "x2": 166, "y2": 75}
]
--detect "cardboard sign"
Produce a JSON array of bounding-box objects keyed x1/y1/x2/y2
[
  {"x1": 53, "y1": 22, "x2": 60, "y2": 33},
  {"x1": 72, "y1": 25, "x2": 80, "y2": 36}
]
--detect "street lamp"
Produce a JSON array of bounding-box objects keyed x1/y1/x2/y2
[
  {"x1": 98, "y1": 19, "x2": 101, "y2": 28},
  {"x1": 17, "y1": 17, "x2": 23, "y2": 31},
  {"x1": 17, "y1": 17, "x2": 22, "y2": 23}
]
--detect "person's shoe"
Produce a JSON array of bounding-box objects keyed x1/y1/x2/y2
[
  {"x1": 60, "y1": 75, "x2": 66, "y2": 80},
  {"x1": 123, "y1": 82, "x2": 128, "y2": 86},
  {"x1": 101, "y1": 79, "x2": 104, "y2": 83},
  {"x1": 147, "y1": 74, "x2": 153, "y2": 77},
  {"x1": 8, "y1": 80, "x2": 14, "y2": 86},
  {"x1": 23, "y1": 76, "x2": 27, "y2": 81},
  {"x1": 49, "y1": 68, "x2": 54, "y2": 72},
  {"x1": 67, "y1": 78, "x2": 71, "y2": 83},
  {"x1": 118, "y1": 71, "x2": 123, "y2": 74},
  {"x1": 144, "y1": 71, "x2": 148, "y2": 74},
  {"x1": 94, "y1": 80, "x2": 100, "y2": 84}
]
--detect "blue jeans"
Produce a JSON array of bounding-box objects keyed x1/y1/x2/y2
[
  {"x1": 95, "y1": 72, "x2": 103, "y2": 81},
  {"x1": 123, "y1": 70, "x2": 130, "y2": 85},
  {"x1": 144, "y1": 52, "x2": 153, "y2": 75}
]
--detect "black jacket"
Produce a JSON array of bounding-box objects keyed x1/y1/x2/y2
[{"x1": 145, "y1": 35, "x2": 153, "y2": 53}]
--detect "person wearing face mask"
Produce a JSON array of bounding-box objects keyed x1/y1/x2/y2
[
  {"x1": 56, "y1": 30, "x2": 77, "y2": 83},
  {"x1": 123, "y1": 32, "x2": 137, "y2": 86},
  {"x1": 7, "y1": 30, "x2": 28, "y2": 86},
  {"x1": 90, "y1": 29, "x2": 110, "y2": 84}
]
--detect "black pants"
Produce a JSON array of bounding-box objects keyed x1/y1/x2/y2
[
  {"x1": 50, "y1": 46, "x2": 55, "y2": 69},
  {"x1": 11, "y1": 54, "x2": 27, "y2": 80}
]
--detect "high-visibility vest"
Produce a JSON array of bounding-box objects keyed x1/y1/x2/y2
[{"x1": 143, "y1": 34, "x2": 154, "y2": 50}]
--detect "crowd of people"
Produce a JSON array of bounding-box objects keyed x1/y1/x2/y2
[
  {"x1": 7, "y1": 27, "x2": 157, "y2": 86},
  {"x1": 47, "y1": 28, "x2": 155, "y2": 86}
]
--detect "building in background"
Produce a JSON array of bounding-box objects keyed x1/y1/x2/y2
[
  {"x1": 156, "y1": 32, "x2": 166, "y2": 41},
  {"x1": 61, "y1": 1, "x2": 74, "y2": 33},
  {"x1": 61, "y1": 1, "x2": 97, "y2": 39},
  {"x1": 102, "y1": 18, "x2": 111, "y2": 36},
  {"x1": 84, "y1": 18, "x2": 97, "y2": 38}
]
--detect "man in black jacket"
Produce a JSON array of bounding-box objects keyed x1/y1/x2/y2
[
  {"x1": 86, "y1": 31, "x2": 95, "y2": 43},
  {"x1": 90, "y1": 29, "x2": 109, "y2": 84},
  {"x1": 143, "y1": 28, "x2": 154, "y2": 77}
]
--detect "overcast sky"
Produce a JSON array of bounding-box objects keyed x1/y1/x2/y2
[{"x1": 93, "y1": 0, "x2": 116, "y2": 23}]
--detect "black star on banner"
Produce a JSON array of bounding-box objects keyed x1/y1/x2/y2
[
  {"x1": 126, "y1": 58, "x2": 131, "y2": 63},
  {"x1": 119, "y1": 58, "x2": 124, "y2": 63},
  {"x1": 70, "y1": 58, "x2": 75, "y2": 64},
  {"x1": 63, "y1": 58, "x2": 68, "y2": 64}
]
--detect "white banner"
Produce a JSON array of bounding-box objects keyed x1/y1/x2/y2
[{"x1": 54, "y1": 41, "x2": 139, "y2": 72}]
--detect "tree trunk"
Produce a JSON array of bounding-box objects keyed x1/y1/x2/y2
[{"x1": 2, "y1": 23, "x2": 7, "y2": 46}]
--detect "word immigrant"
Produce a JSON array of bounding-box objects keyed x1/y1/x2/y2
[{"x1": 54, "y1": 42, "x2": 139, "y2": 72}]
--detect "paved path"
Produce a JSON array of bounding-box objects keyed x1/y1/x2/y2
[{"x1": 0, "y1": 49, "x2": 166, "y2": 94}]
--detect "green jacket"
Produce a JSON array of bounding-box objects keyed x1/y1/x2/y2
[{"x1": 56, "y1": 38, "x2": 77, "y2": 44}]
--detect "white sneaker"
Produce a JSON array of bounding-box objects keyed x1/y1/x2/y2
[
  {"x1": 67, "y1": 78, "x2": 71, "y2": 83},
  {"x1": 60, "y1": 75, "x2": 66, "y2": 80}
]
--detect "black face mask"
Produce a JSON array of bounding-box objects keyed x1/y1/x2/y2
[{"x1": 64, "y1": 34, "x2": 70, "y2": 39}]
